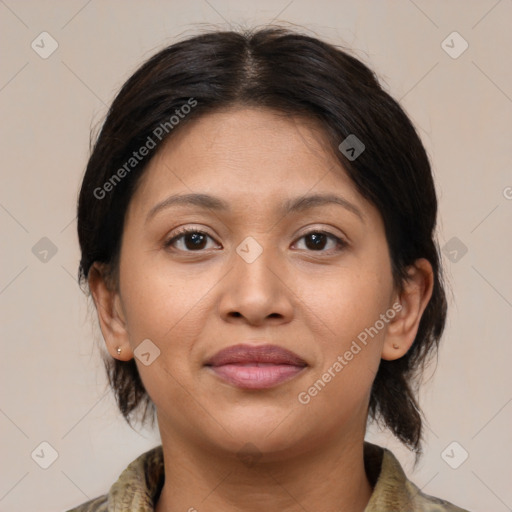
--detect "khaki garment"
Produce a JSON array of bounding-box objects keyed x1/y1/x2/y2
[{"x1": 67, "y1": 442, "x2": 470, "y2": 512}]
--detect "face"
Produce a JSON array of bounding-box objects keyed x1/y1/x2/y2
[{"x1": 103, "y1": 107, "x2": 404, "y2": 459}]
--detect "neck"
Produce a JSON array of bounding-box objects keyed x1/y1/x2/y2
[{"x1": 155, "y1": 428, "x2": 373, "y2": 512}]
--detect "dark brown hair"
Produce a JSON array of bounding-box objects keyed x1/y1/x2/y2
[{"x1": 77, "y1": 26, "x2": 447, "y2": 454}]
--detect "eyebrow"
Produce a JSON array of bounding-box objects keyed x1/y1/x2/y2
[{"x1": 145, "y1": 192, "x2": 364, "y2": 224}]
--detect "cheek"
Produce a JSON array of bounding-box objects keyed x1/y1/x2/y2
[
  {"x1": 302, "y1": 259, "x2": 393, "y2": 344},
  {"x1": 117, "y1": 245, "x2": 225, "y2": 403},
  {"x1": 296, "y1": 251, "x2": 394, "y2": 398},
  {"x1": 118, "y1": 244, "x2": 210, "y2": 343},
  {"x1": 117, "y1": 249, "x2": 209, "y2": 414},
  {"x1": 294, "y1": 269, "x2": 391, "y2": 431}
]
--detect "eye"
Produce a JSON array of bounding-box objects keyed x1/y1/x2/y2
[
  {"x1": 293, "y1": 230, "x2": 347, "y2": 252},
  {"x1": 164, "y1": 227, "x2": 219, "y2": 252},
  {"x1": 164, "y1": 227, "x2": 347, "y2": 254}
]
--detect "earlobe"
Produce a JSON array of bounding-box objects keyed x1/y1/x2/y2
[
  {"x1": 381, "y1": 258, "x2": 434, "y2": 361},
  {"x1": 87, "y1": 263, "x2": 134, "y2": 361}
]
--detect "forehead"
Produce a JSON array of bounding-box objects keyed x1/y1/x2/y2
[{"x1": 127, "y1": 107, "x2": 373, "y2": 220}]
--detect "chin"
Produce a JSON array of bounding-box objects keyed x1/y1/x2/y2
[{"x1": 205, "y1": 405, "x2": 307, "y2": 454}]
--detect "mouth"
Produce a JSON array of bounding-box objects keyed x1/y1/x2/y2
[{"x1": 204, "y1": 343, "x2": 308, "y2": 390}]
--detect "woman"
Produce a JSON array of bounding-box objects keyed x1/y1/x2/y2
[{"x1": 70, "y1": 26, "x2": 470, "y2": 512}]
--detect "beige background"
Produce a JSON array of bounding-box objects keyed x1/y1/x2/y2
[{"x1": 1, "y1": 1, "x2": 511, "y2": 511}]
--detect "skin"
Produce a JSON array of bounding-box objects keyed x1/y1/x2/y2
[{"x1": 89, "y1": 107, "x2": 433, "y2": 512}]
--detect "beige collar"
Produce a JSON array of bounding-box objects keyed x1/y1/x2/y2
[{"x1": 69, "y1": 442, "x2": 469, "y2": 511}]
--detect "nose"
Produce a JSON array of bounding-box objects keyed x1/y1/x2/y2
[{"x1": 217, "y1": 240, "x2": 294, "y2": 326}]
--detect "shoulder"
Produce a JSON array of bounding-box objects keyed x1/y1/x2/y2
[
  {"x1": 364, "y1": 442, "x2": 471, "y2": 512},
  {"x1": 66, "y1": 494, "x2": 108, "y2": 512},
  {"x1": 65, "y1": 445, "x2": 164, "y2": 512}
]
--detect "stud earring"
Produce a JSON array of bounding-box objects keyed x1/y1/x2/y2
[
  {"x1": 392, "y1": 343, "x2": 400, "y2": 350},
  {"x1": 116, "y1": 347, "x2": 122, "y2": 355}
]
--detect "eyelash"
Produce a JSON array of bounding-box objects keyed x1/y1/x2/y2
[{"x1": 164, "y1": 226, "x2": 347, "y2": 254}]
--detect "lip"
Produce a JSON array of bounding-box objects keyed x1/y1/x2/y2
[{"x1": 205, "y1": 344, "x2": 307, "y2": 390}]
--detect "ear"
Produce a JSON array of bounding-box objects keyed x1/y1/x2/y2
[
  {"x1": 87, "y1": 263, "x2": 134, "y2": 361},
  {"x1": 381, "y1": 258, "x2": 434, "y2": 361}
]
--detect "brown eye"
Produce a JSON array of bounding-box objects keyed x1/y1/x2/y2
[
  {"x1": 165, "y1": 229, "x2": 217, "y2": 252},
  {"x1": 165, "y1": 228, "x2": 346, "y2": 254},
  {"x1": 294, "y1": 231, "x2": 346, "y2": 252}
]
